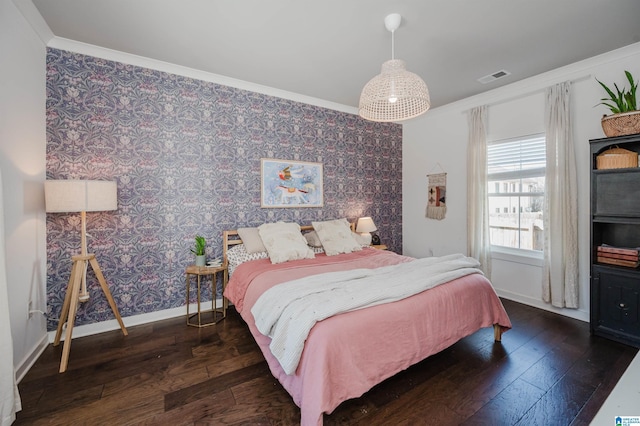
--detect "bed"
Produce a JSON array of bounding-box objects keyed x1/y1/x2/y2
[{"x1": 222, "y1": 221, "x2": 512, "y2": 425}]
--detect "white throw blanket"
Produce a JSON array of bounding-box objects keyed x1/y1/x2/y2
[{"x1": 251, "y1": 254, "x2": 482, "y2": 374}]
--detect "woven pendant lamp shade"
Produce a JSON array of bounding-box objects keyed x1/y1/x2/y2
[{"x1": 359, "y1": 59, "x2": 431, "y2": 122}]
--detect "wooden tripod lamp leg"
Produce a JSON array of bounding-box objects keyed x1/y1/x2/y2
[
  {"x1": 54, "y1": 259, "x2": 80, "y2": 346},
  {"x1": 89, "y1": 255, "x2": 128, "y2": 336},
  {"x1": 54, "y1": 254, "x2": 128, "y2": 373},
  {"x1": 58, "y1": 258, "x2": 85, "y2": 373}
]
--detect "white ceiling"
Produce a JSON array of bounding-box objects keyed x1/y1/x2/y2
[{"x1": 29, "y1": 0, "x2": 640, "y2": 110}]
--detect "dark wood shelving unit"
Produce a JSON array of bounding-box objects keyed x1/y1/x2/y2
[{"x1": 590, "y1": 134, "x2": 640, "y2": 348}]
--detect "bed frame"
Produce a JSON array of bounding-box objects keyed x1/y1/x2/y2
[{"x1": 221, "y1": 223, "x2": 503, "y2": 342}]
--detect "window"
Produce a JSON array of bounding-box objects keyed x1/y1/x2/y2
[{"x1": 487, "y1": 134, "x2": 545, "y2": 251}]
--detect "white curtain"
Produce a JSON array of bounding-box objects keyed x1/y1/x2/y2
[
  {"x1": 0, "y1": 168, "x2": 21, "y2": 426},
  {"x1": 467, "y1": 106, "x2": 491, "y2": 278},
  {"x1": 542, "y1": 81, "x2": 578, "y2": 308}
]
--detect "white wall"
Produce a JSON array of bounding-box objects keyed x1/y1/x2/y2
[
  {"x1": 0, "y1": 0, "x2": 49, "y2": 379},
  {"x1": 404, "y1": 42, "x2": 640, "y2": 322}
]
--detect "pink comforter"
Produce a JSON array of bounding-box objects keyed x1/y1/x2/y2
[{"x1": 224, "y1": 248, "x2": 512, "y2": 425}]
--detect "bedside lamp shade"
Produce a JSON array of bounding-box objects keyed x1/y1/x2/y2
[
  {"x1": 356, "y1": 217, "x2": 377, "y2": 233},
  {"x1": 45, "y1": 180, "x2": 117, "y2": 213}
]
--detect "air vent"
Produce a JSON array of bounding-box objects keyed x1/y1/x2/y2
[{"x1": 478, "y1": 69, "x2": 511, "y2": 84}]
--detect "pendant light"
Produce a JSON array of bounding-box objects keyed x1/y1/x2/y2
[{"x1": 359, "y1": 13, "x2": 430, "y2": 122}]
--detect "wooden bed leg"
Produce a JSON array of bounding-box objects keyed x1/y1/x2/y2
[{"x1": 493, "y1": 324, "x2": 502, "y2": 342}]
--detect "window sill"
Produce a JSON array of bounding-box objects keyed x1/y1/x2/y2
[{"x1": 491, "y1": 246, "x2": 543, "y2": 267}]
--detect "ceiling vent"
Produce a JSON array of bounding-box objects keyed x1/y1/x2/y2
[{"x1": 478, "y1": 69, "x2": 511, "y2": 84}]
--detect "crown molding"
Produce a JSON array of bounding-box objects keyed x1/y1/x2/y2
[{"x1": 47, "y1": 36, "x2": 360, "y2": 116}]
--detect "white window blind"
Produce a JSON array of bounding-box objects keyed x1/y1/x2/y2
[
  {"x1": 487, "y1": 134, "x2": 545, "y2": 251},
  {"x1": 488, "y1": 134, "x2": 546, "y2": 183}
]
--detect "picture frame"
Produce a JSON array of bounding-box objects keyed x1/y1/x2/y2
[{"x1": 261, "y1": 158, "x2": 323, "y2": 208}]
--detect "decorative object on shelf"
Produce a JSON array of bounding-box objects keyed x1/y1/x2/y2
[
  {"x1": 356, "y1": 216, "x2": 380, "y2": 245},
  {"x1": 596, "y1": 146, "x2": 638, "y2": 169},
  {"x1": 191, "y1": 235, "x2": 206, "y2": 266},
  {"x1": 597, "y1": 70, "x2": 640, "y2": 137},
  {"x1": 359, "y1": 13, "x2": 430, "y2": 123},
  {"x1": 261, "y1": 158, "x2": 323, "y2": 208},
  {"x1": 426, "y1": 172, "x2": 447, "y2": 220},
  {"x1": 207, "y1": 258, "x2": 222, "y2": 268},
  {"x1": 596, "y1": 244, "x2": 640, "y2": 268},
  {"x1": 44, "y1": 179, "x2": 127, "y2": 373}
]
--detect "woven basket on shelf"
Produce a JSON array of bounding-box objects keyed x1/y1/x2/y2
[
  {"x1": 596, "y1": 146, "x2": 638, "y2": 169},
  {"x1": 601, "y1": 111, "x2": 640, "y2": 137}
]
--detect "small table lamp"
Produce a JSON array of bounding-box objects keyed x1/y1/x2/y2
[
  {"x1": 45, "y1": 179, "x2": 128, "y2": 372},
  {"x1": 356, "y1": 216, "x2": 380, "y2": 245}
]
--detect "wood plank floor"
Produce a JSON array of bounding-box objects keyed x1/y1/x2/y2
[{"x1": 15, "y1": 299, "x2": 637, "y2": 425}]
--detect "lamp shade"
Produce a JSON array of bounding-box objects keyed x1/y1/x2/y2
[
  {"x1": 45, "y1": 180, "x2": 117, "y2": 213},
  {"x1": 359, "y1": 59, "x2": 431, "y2": 122},
  {"x1": 356, "y1": 216, "x2": 377, "y2": 233}
]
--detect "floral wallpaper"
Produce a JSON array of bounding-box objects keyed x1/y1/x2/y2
[{"x1": 45, "y1": 48, "x2": 403, "y2": 330}]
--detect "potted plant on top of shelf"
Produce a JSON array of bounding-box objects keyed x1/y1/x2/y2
[
  {"x1": 191, "y1": 235, "x2": 206, "y2": 266},
  {"x1": 596, "y1": 70, "x2": 640, "y2": 137}
]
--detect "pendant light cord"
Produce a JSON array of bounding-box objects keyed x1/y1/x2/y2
[{"x1": 391, "y1": 30, "x2": 395, "y2": 60}]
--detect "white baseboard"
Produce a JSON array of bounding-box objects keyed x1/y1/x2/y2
[
  {"x1": 495, "y1": 288, "x2": 589, "y2": 322},
  {"x1": 45, "y1": 298, "x2": 225, "y2": 343},
  {"x1": 15, "y1": 333, "x2": 49, "y2": 383}
]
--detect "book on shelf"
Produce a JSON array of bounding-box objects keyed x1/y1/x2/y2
[
  {"x1": 597, "y1": 244, "x2": 640, "y2": 256},
  {"x1": 596, "y1": 250, "x2": 639, "y2": 261},
  {"x1": 597, "y1": 256, "x2": 640, "y2": 268}
]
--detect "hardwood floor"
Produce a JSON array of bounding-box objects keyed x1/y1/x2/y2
[{"x1": 15, "y1": 299, "x2": 637, "y2": 425}]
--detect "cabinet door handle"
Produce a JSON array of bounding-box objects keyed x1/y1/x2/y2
[{"x1": 619, "y1": 303, "x2": 627, "y2": 309}]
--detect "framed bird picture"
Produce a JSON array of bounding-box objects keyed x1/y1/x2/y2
[{"x1": 261, "y1": 158, "x2": 324, "y2": 208}]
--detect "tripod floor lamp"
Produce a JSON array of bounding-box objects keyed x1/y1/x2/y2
[{"x1": 45, "y1": 180, "x2": 128, "y2": 373}]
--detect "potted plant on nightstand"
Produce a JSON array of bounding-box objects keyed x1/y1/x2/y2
[
  {"x1": 597, "y1": 70, "x2": 640, "y2": 137},
  {"x1": 191, "y1": 235, "x2": 206, "y2": 266}
]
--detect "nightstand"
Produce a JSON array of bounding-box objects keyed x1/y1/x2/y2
[
  {"x1": 372, "y1": 244, "x2": 388, "y2": 250},
  {"x1": 185, "y1": 264, "x2": 228, "y2": 327}
]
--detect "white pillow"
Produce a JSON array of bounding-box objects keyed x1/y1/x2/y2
[
  {"x1": 237, "y1": 227, "x2": 267, "y2": 254},
  {"x1": 352, "y1": 232, "x2": 372, "y2": 246},
  {"x1": 304, "y1": 230, "x2": 323, "y2": 247},
  {"x1": 258, "y1": 222, "x2": 315, "y2": 264},
  {"x1": 307, "y1": 229, "x2": 370, "y2": 248},
  {"x1": 312, "y1": 218, "x2": 362, "y2": 256}
]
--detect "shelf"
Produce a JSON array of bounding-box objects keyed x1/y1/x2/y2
[
  {"x1": 593, "y1": 167, "x2": 640, "y2": 174},
  {"x1": 594, "y1": 262, "x2": 640, "y2": 272},
  {"x1": 590, "y1": 134, "x2": 640, "y2": 145},
  {"x1": 592, "y1": 216, "x2": 640, "y2": 225}
]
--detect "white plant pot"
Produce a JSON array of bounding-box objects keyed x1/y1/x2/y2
[{"x1": 195, "y1": 255, "x2": 206, "y2": 266}]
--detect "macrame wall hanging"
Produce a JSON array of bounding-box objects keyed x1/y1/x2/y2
[{"x1": 426, "y1": 171, "x2": 447, "y2": 220}]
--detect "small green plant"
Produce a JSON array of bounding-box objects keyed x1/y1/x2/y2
[
  {"x1": 190, "y1": 235, "x2": 206, "y2": 256},
  {"x1": 596, "y1": 70, "x2": 638, "y2": 114}
]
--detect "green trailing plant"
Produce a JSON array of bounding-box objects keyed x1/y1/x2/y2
[
  {"x1": 190, "y1": 235, "x2": 206, "y2": 256},
  {"x1": 596, "y1": 70, "x2": 638, "y2": 114}
]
